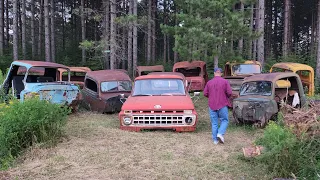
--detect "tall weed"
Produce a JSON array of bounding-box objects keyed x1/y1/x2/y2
[
  {"x1": 0, "y1": 98, "x2": 70, "y2": 169},
  {"x1": 256, "y1": 122, "x2": 320, "y2": 179}
]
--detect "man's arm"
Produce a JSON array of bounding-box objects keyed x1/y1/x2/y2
[
  {"x1": 204, "y1": 83, "x2": 209, "y2": 97},
  {"x1": 225, "y1": 81, "x2": 232, "y2": 98}
]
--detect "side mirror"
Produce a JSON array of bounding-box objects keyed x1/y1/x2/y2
[{"x1": 119, "y1": 93, "x2": 127, "y2": 104}]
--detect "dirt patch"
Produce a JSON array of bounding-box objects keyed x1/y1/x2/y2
[{"x1": 6, "y1": 97, "x2": 269, "y2": 180}]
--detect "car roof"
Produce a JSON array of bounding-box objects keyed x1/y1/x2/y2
[
  {"x1": 173, "y1": 60, "x2": 206, "y2": 70},
  {"x1": 226, "y1": 60, "x2": 261, "y2": 66},
  {"x1": 135, "y1": 72, "x2": 186, "y2": 80},
  {"x1": 86, "y1": 69, "x2": 131, "y2": 83},
  {"x1": 136, "y1": 65, "x2": 164, "y2": 72},
  {"x1": 13, "y1": 60, "x2": 69, "y2": 69},
  {"x1": 59, "y1": 67, "x2": 91, "y2": 73},
  {"x1": 243, "y1": 72, "x2": 300, "y2": 83},
  {"x1": 271, "y1": 62, "x2": 314, "y2": 72}
]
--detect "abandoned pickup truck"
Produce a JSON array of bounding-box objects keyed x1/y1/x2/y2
[
  {"x1": 82, "y1": 69, "x2": 132, "y2": 113},
  {"x1": 233, "y1": 72, "x2": 306, "y2": 128},
  {"x1": 58, "y1": 67, "x2": 91, "y2": 89},
  {"x1": 135, "y1": 65, "x2": 164, "y2": 77},
  {"x1": 0, "y1": 60, "x2": 80, "y2": 106},
  {"x1": 224, "y1": 60, "x2": 262, "y2": 95},
  {"x1": 270, "y1": 62, "x2": 315, "y2": 96},
  {"x1": 173, "y1": 61, "x2": 208, "y2": 92},
  {"x1": 119, "y1": 72, "x2": 199, "y2": 132}
]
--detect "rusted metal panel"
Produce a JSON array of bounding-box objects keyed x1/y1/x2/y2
[{"x1": 136, "y1": 65, "x2": 164, "y2": 77}]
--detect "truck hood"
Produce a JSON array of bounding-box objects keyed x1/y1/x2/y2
[{"x1": 122, "y1": 95, "x2": 195, "y2": 111}]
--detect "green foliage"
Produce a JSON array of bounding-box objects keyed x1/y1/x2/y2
[
  {"x1": 0, "y1": 98, "x2": 70, "y2": 169},
  {"x1": 255, "y1": 122, "x2": 320, "y2": 179}
]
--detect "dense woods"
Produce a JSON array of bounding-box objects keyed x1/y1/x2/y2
[{"x1": 0, "y1": 0, "x2": 319, "y2": 84}]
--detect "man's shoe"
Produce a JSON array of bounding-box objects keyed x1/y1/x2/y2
[
  {"x1": 213, "y1": 140, "x2": 219, "y2": 145},
  {"x1": 217, "y1": 134, "x2": 224, "y2": 144}
]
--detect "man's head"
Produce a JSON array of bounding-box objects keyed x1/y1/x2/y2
[{"x1": 214, "y1": 67, "x2": 223, "y2": 76}]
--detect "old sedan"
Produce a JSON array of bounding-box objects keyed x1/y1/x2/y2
[{"x1": 82, "y1": 70, "x2": 132, "y2": 113}]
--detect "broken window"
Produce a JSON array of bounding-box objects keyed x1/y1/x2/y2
[{"x1": 85, "y1": 79, "x2": 98, "y2": 92}]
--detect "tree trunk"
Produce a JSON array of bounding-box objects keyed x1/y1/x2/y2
[
  {"x1": 38, "y1": 0, "x2": 43, "y2": 59},
  {"x1": 13, "y1": 0, "x2": 18, "y2": 60},
  {"x1": 238, "y1": 1, "x2": 244, "y2": 56},
  {"x1": 265, "y1": 0, "x2": 272, "y2": 59},
  {"x1": 133, "y1": 0, "x2": 138, "y2": 76},
  {"x1": 81, "y1": 0, "x2": 86, "y2": 65},
  {"x1": 122, "y1": 28, "x2": 127, "y2": 70},
  {"x1": 167, "y1": 36, "x2": 170, "y2": 64},
  {"x1": 104, "y1": 0, "x2": 110, "y2": 69},
  {"x1": 21, "y1": 0, "x2": 26, "y2": 58},
  {"x1": 5, "y1": 0, "x2": 8, "y2": 48},
  {"x1": 50, "y1": 0, "x2": 55, "y2": 62},
  {"x1": 257, "y1": 0, "x2": 265, "y2": 66},
  {"x1": 127, "y1": 0, "x2": 133, "y2": 75},
  {"x1": 31, "y1": 0, "x2": 36, "y2": 59},
  {"x1": 163, "y1": 0, "x2": 167, "y2": 64},
  {"x1": 44, "y1": 0, "x2": 51, "y2": 62},
  {"x1": 316, "y1": 0, "x2": 320, "y2": 83},
  {"x1": 283, "y1": 0, "x2": 290, "y2": 57},
  {"x1": 110, "y1": 0, "x2": 116, "y2": 69},
  {"x1": 248, "y1": 4, "x2": 254, "y2": 59},
  {"x1": 147, "y1": 0, "x2": 152, "y2": 65},
  {"x1": 174, "y1": 11, "x2": 178, "y2": 63},
  {"x1": 0, "y1": 0, "x2": 3, "y2": 55},
  {"x1": 151, "y1": 0, "x2": 156, "y2": 64}
]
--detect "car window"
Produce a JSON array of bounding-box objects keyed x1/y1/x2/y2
[
  {"x1": 101, "y1": 81, "x2": 132, "y2": 92},
  {"x1": 240, "y1": 81, "x2": 272, "y2": 96},
  {"x1": 232, "y1": 64, "x2": 261, "y2": 74},
  {"x1": 85, "y1": 78, "x2": 98, "y2": 92}
]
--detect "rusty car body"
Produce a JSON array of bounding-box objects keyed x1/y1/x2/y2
[
  {"x1": 233, "y1": 72, "x2": 306, "y2": 128},
  {"x1": 119, "y1": 72, "x2": 199, "y2": 132},
  {"x1": 82, "y1": 69, "x2": 132, "y2": 113},
  {"x1": 135, "y1": 65, "x2": 164, "y2": 77},
  {"x1": 0, "y1": 60, "x2": 80, "y2": 106},
  {"x1": 173, "y1": 61, "x2": 208, "y2": 92},
  {"x1": 223, "y1": 60, "x2": 262, "y2": 95},
  {"x1": 58, "y1": 67, "x2": 91, "y2": 89},
  {"x1": 270, "y1": 62, "x2": 315, "y2": 96}
]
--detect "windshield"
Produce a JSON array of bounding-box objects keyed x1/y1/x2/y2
[
  {"x1": 101, "y1": 81, "x2": 132, "y2": 92},
  {"x1": 132, "y1": 79, "x2": 186, "y2": 96},
  {"x1": 232, "y1": 64, "x2": 261, "y2": 74},
  {"x1": 240, "y1": 81, "x2": 272, "y2": 96}
]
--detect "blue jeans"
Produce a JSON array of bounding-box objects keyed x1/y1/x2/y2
[{"x1": 209, "y1": 106, "x2": 229, "y2": 142}]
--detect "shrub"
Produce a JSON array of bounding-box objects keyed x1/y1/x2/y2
[
  {"x1": 0, "y1": 98, "x2": 70, "y2": 169},
  {"x1": 256, "y1": 121, "x2": 320, "y2": 179}
]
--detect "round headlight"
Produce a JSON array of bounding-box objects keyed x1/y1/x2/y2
[
  {"x1": 123, "y1": 117, "x2": 132, "y2": 125},
  {"x1": 185, "y1": 117, "x2": 193, "y2": 124}
]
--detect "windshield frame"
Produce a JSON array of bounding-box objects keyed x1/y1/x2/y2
[
  {"x1": 100, "y1": 80, "x2": 132, "y2": 93},
  {"x1": 24, "y1": 66, "x2": 70, "y2": 84},
  {"x1": 232, "y1": 64, "x2": 261, "y2": 75},
  {"x1": 239, "y1": 81, "x2": 273, "y2": 97},
  {"x1": 132, "y1": 78, "x2": 186, "y2": 96}
]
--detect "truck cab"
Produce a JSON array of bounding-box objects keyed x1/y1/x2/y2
[
  {"x1": 119, "y1": 72, "x2": 199, "y2": 132},
  {"x1": 1, "y1": 60, "x2": 80, "y2": 107},
  {"x1": 223, "y1": 60, "x2": 262, "y2": 95}
]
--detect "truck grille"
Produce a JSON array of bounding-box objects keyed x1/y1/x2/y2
[{"x1": 132, "y1": 115, "x2": 185, "y2": 125}]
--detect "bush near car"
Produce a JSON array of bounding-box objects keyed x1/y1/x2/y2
[{"x1": 0, "y1": 98, "x2": 70, "y2": 169}]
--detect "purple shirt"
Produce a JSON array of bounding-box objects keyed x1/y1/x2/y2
[{"x1": 204, "y1": 76, "x2": 232, "y2": 110}]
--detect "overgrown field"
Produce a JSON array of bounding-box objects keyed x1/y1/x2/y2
[{"x1": 4, "y1": 97, "x2": 271, "y2": 180}]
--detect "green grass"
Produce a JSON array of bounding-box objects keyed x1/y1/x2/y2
[{"x1": 5, "y1": 96, "x2": 270, "y2": 179}]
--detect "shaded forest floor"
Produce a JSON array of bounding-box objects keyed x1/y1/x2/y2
[{"x1": 6, "y1": 97, "x2": 271, "y2": 180}]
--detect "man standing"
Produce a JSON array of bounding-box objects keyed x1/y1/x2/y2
[{"x1": 204, "y1": 68, "x2": 232, "y2": 144}]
